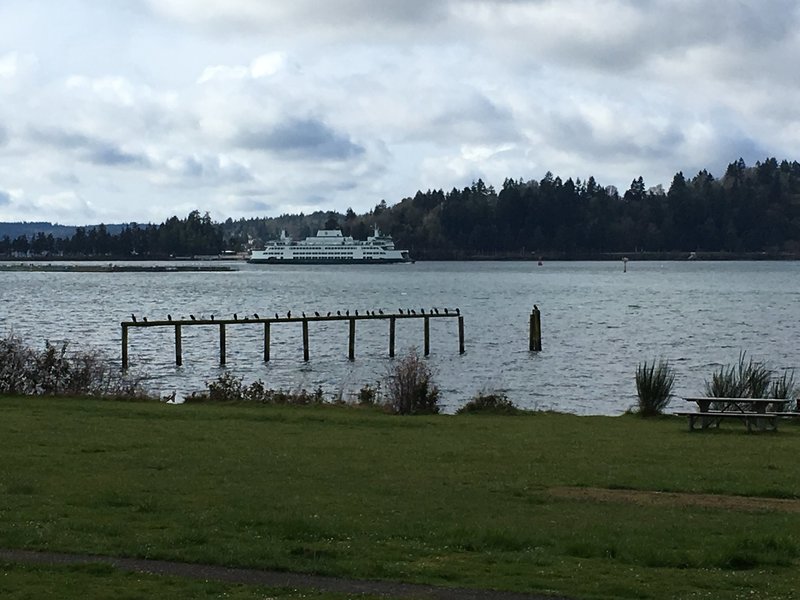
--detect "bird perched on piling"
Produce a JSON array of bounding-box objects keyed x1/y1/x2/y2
[
  {"x1": 253, "y1": 313, "x2": 259, "y2": 319},
  {"x1": 167, "y1": 314, "x2": 172, "y2": 321},
  {"x1": 399, "y1": 309, "x2": 404, "y2": 314},
  {"x1": 275, "y1": 313, "x2": 280, "y2": 319},
  {"x1": 455, "y1": 308, "x2": 460, "y2": 315},
  {"x1": 337, "y1": 310, "x2": 341, "y2": 316},
  {"x1": 444, "y1": 308, "x2": 449, "y2": 314},
  {"x1": 327, "y1": 311, "x2": 331, "y2": 317},
  {"x1": 210, "y1": 314, "x2": 214, "y2": 321},
  {"x1": 302, "y1": 312, "x2": 306, "y2": 318},
  {"x1": 345, "y1": 309, "x2": 349, "y2": 316},
  {"x1": 378, "y1": 309, "x2": 384, "y2": 315},
  {"x1": 142, "y1": 316, "x2": 148, "y2": 322},
  {"x1": 410, "y1": 309, "x2": 416, "y2": 315},
  {"x1": 355, "y1": 310, "x2": 358, "y2": 316},
  {"x1": 315, "y1": 311, "x2": 320, "y2": 317},
  {"x1": 131, "y1": 314, "x2": 137, "y2": 322},
  {"x1": 233, "y1": 313, "x2": 238, "y2": 320},
  {"x1": 420, "y1": 308, "x2": 425, "y2": 315},
  {"x1": 287, "y1": 311, "x2": 291, "y2": 318},
  {"x1": 190, "y1": 314, "x2": 196, "y2": 321},
  {"x1": 433, "y1": 308, "x2": 439, "y2": 314}
]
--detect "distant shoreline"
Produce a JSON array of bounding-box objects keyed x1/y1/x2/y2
[
  {"x1": 1, "y1": 251, "x2": 798, "y2": 263},
  {"x1": 0, "y1": 263, "x2": 237, "y2": 273}
]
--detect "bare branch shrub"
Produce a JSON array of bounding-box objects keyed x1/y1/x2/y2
[{"x1": 383, "y1": 348, "x2": 440, "y2": 415}]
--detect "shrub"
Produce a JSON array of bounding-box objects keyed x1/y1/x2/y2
[
  {"x1": 0, "y1": 333, "x2": 150, "y2": 399},
  {"x1": 384, "y1": 348, "x2": 440, "y2": 415},
  {"x1": 457, "y1": 392, "x2": 522, "y2": 415},
  {"x1": 704, "y1": 352, "x2": 771, "y2": 399},
  {"x1": 187, "y1": 375, "x2": 325, "y2": 405},
  {"x1": 635, "y1": 359, "x2": 675, "y2": 417}
]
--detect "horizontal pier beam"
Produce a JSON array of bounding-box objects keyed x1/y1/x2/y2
[{"x1": 123, "y1": 312, "x2": 461, "y2": 327}]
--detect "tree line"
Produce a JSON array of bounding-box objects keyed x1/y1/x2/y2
[{"x1": 3, "y1": 158, "x2": 800, "y2": 259}]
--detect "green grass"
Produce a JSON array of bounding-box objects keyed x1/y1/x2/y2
[
  {"x1": 2, "y1": 396, "x2": 800, "y2": 599},
  {"x1": 0, "y1": 561, "x2": 384, "y2": 600}
]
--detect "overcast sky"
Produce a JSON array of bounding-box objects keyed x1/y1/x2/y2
[{"x1": 0, "y1": 0, "x2": 798, "y2": 225}]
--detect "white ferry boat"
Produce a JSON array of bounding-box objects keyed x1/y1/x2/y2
[{"x1": 248, "y1": 227, "x2": 413, "y2": 264}]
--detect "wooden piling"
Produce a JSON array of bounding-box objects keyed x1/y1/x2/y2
[
  {"x1": 174, "y1": 324, "x2": 182, "y2": 366},
  {"x1": 219, "y1": 323, "x2": 226, "y2": 365},
  {"x1": 424, "y1": 316, "x2": 430, "y2": 356},
  {"x1": 348, "y1": 318, "x2": 356, "y2": 361},
  {"x1": 121, "y1": 323, "x2": 129, "y2": 369},
  {"x1": 458, "y1": 316, "x2": 465, "y2": 354},
  {"x1": 263, "y1": 322, "x2": 270, "y2": 362},
  {"x1": 302, "y1": 319, "x2": 309, "y2": 361},
  {"x1": 530, "y1": 306, "x2": 542, "y2": 352},
  {"x1": 389, "y1": 316, "x2": 396, "y2": 357}
]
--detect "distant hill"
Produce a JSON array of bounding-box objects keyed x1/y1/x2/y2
[{"x1": 0, "y1": 222, "x2": 126, "y2": 239}]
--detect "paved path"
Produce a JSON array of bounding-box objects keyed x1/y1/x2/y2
[{"x1": 0, "y1": 548, "x2": 570, "y2": 600}]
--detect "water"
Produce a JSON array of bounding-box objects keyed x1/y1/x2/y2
[{"x1": 2, "y1": 260, "x2": 798, "y2": 414}]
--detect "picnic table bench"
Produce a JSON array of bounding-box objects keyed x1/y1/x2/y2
[{"x1": 676, "y1": 397, "x2": 790, "y2": 432}]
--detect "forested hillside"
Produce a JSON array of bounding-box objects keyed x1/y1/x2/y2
[{"x1": 3, "y1": 158, "x2": 800, "y2": 259}]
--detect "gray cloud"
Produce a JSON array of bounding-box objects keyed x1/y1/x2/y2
[
  {"x1": 0, "y1": 190, "x2": 10, "y2": 206},
  {"x1": 236, "y1": 119, "x2": 365, "y2": 161},
  {"x1": 172, "y1": 155, "x2": 254, "y2": 185},
  {"x1": 29, "y1": 127, "x2": 151, "y2": 168}
]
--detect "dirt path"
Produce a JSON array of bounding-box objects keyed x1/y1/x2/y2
[{"x1": 0, "y1": 548, "x2": 569, "y2": 600}]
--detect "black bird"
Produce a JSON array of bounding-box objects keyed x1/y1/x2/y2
[
  {"x1": 354, "y1": 309, "x2": 358, "y2": 316},
  {"x1": 455, "y1": 307, "x2": 460, "y2": 315},
  {"x1": 244, "y1": 316, "x2": 249, "y2": 321},
  {"x1": 190, "y1": 314, "x2": 196, "y2": 321},
  {"x1": 327, "y1": 311, "x2": 331, "y2": 317},
  {"x1": 142, "y1": 316, "x2": 148, "y2": 322},
  {"x1": 345, "y1": 309, "x2": 349, "y2": 316},
  {"x1": 315, "y1": 311, "x2": 320, "y2": 317},
  {"x1": 233, "y1": 313, "x2": 238, "y2": 320},
  {"x1": 210, "y1": 314, "x2": 214, "y2": 321},
  {"x1": 433, "y1": 307, "x2": 439, "y2": 314},
  {"x1": 287, "y1": 311, "x2": 291, "y2": 318},
  {"x1": 420, "y1": 308, "x2": 425, "y2": 315},
  {"x1": 410, "y1": 309, "x2": 416, "y2": 315},
  {"x1": 444, "y1": 308, "x2": 449, "y2": 314},
  {"x1": 275, "y1": 313, "x2": 280, "y2": 319},
  {"x1": 378, "y1": 309, "x2": 384, "y2": 315},
  {"x1": 533, "y1": 304, "x2": 538, "y2": 311},
  {"x1": 131, "y1": 313, "x2": 137, "y2": 323},
  {"x1": 254, "y1": 313, "x2": 259, "y2": 319},
  {"x1": 337, "y1": 310, "x2": 341, "y2": 316},
  {"x1": 399, "y1": 309, "x2": 404, "y2": 314},
  {"x1": 302, "y1": 312, "x2": 306, "y2": 318},
  {"x1": 167, "y1": 314, "x2": 172, "y2": 321}
]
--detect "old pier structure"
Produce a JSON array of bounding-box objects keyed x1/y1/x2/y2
[{"x1": 121, "y1": 310, "x2": 465, "y2": 368}]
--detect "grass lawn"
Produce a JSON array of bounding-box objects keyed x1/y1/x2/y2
[{"x1": 1, "y1": 396, "x2": 799, "y2": 599}]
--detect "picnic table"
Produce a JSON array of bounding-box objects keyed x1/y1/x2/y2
[{"x1": 677, "y1": 397, "x2": 788, "y2": 432}]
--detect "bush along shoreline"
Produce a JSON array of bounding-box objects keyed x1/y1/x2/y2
[{"x1": 3, "y1": 333, "x2": 797, "y2": 416}]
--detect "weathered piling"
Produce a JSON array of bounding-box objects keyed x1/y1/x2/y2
[
  {"x1": 175, "y1": 324, "x2": 183, "y2": 366},
  {"x1": 529, "y1": 306, "x2": 542, "y2": 352},
  {"x1": 121, "y1": 310, "x2": 464, "y2": 367},
  {"x1": 302, "y1": 320, "x2": 310, "y2": 362},
  {"x1": 348, "y1": 318, "x2": 356, "y2": 361},
  {"x1": 219, "y1": 323, "x2": 226, "y2": 365},
  {"x1": 121, "y1": 324, "x2": 129, "y2": 368}
]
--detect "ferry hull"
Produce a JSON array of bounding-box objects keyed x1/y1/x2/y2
[{"x1": 248, "y1": 257, "x2": 413, "y2": 264}]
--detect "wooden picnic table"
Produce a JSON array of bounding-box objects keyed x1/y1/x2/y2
[{"x1": 677, "y1": 397, "x2": 788, "y2": 432}]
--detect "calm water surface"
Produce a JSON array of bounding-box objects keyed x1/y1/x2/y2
[{"x1": 2, "y1": 260, "x2": 798, "y2": 414}]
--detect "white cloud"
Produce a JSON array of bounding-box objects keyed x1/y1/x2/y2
[{"x1": 1, "y1": 0, "x2": 799, "y2": 223}]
